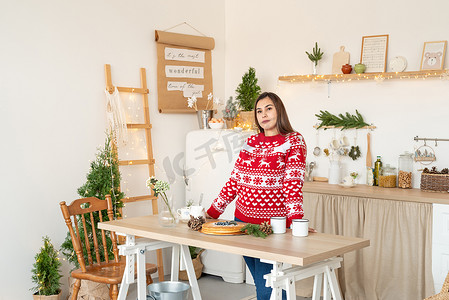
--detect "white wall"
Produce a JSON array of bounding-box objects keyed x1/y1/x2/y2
[
  {"x1": 0, "y1": 1, "x2": 225, "y2": 299},
  {"x1": 225, "y1": 0, "x2": 449, "y2": 187}
]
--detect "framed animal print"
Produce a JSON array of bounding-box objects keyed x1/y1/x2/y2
[{"x1": 420, "y1": 41, "x2": 447, "y2": 70}]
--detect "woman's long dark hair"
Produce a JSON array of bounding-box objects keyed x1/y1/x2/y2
[{"x1": 254, "y1": 92, "x2": 295, "y2": 135}]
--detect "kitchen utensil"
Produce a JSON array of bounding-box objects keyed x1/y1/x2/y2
[
  {"x1": 313, "y1": 130, "x2": 321, "y2": 156},
  {"x1": 199, "y1": 193, "x2": 203, "y2": 206},
  {"x1": 305, "y1": 161, "x2": 316, "y2": 181},
  {"x1": 366, "y1": 132, "x2": 372, "y2": 168}
]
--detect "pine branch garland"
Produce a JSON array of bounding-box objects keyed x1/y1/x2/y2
[
  {"x1": 315, "y1": 110, "x2": 370, "y2": 130},
  {"x1": 241, "y1": 223, "x2": 269, "y2": 238}
]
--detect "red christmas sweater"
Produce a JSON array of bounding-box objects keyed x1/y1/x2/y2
[{"x1": 207, "y1": 132, "x2": 307, "y2": 227}]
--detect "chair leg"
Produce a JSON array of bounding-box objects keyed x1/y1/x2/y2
[
  {"x1": 71, "y1": 279, "x2": 81, "y2": 300},
  {"x1": 146, "y1": 273, "x2": 153, "y2": 285},
  {"x1": 110, "y1": 284, "x2": 119, "y2": 300}
]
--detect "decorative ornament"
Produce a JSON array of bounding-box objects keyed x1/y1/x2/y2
[
  {"x1": 188, "y1": 216, "x2": 206, "y2": 231},
  {"x1": 348, "y1": 146, "x2": 361, "y2": 160},
  {"x1": 259, "y1": 221, "x2": 273, "y2": 235},
  {"x1": 414, "y1": 144, "x2": 436, "y2": 165}
]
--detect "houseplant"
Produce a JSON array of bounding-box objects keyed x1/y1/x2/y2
[
  {"x1": 222, "y1": 96, "x2": 238, "y2": 129},
  {"x1": 305, "y1": 42, "x2": 324, "y2": 74},
  {"x1": 235, "y1": 67, "x2": 261, "y2": 129},
  {"x1": 31, "y1": 236, "x2": 62, "y2": 300}
]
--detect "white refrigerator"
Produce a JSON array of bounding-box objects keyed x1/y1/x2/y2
[{"x1": 185, "y1": 129, "x2": 254, "y2": 283}]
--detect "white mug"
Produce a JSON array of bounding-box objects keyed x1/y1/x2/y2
[
  {"x1": 177, "y1": 207, "x2": 191, "y2": 222},
  {"x1": 292, "y1": 219, "x2": 309, "y2": 237},
  {"x1": 342, "y1": 176, "x2": 355, "y2": 186},
  {"x1": 329, "y1": 139, "x2": 339, "y2": 150},
  {"x1": 189, "y1": 205, "x2": 205, "y2": 218},
  {"x1": 270, "y1": 216, "x2": 286, "y2": 234},
  {"x1": 339, "y1": 136, "x2": 350, "y2": 147}
]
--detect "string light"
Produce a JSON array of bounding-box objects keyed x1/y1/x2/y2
[{"x1": 280, "y1": 69, "x2": 449, "y2": 83}]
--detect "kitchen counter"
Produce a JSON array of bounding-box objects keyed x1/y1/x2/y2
[{"x1": 303, "y1": 181, "x2": 449, "y2": 205}]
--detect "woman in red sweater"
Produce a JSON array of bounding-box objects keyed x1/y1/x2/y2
[{"x1": 206, "y1": 92, "x2": 307, "y2": 300}]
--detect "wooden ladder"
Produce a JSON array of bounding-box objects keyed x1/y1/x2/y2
[{"x1": 104, "y1": 64, "x2": 164, "y2": 281}]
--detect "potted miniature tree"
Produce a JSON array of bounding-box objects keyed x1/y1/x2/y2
[
  {"x1": 222, "y1": 96, "x2": 238, "y2": 129},
  {"x1": 235, "y1": 67, "x2": 261, "y2": 129},
  {"x1": 305, "y1": 42, "x2": 324, "y2": 75},
  {"x1": 31, "y1": 236, "x2": 62, "y2": 300}
]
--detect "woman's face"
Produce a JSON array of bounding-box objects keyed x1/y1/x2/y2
[{"x1": 256, "y1": 97, "x2": 279, "y2": 136}]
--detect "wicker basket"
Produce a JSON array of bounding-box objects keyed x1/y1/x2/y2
[
  {"x1": 179, "y1": 250, "x2": 204, "y2": 280},
  {"x1": 420, "y1": 173, "x2": 449, "y2": 193}
]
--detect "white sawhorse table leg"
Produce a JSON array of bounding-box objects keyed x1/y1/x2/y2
[
  {"x1": 117, "y1": 235, "x2": 202, "y2": 300},
  {"x1": 263, "y1": 257, "x2": 343, "y2": 300}
]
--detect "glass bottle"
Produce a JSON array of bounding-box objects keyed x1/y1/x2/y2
[
  {"x1": 398, "y1": 152, "x2": 413, "y2": 188},
  {"x1": 379, "y1": 164, "x2": 397, "y2": 188},
  {"x1": 373, "y1": 156, "x2": 382, "y2": 186}
]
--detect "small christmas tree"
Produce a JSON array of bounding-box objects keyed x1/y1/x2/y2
[
  {"x1": 235, "y1": 67, "x2": 261, "y2": 111},
  {"x1": 31, "y1": 236, "x2": 62, "y2": 296},
  {"x1": 222, "y1": 97, "x2": 238, "y2": 120},
  {"x1": 61, "y1": 133, "x2": 124, "y2": 268}
]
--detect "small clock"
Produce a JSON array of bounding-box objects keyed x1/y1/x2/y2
[{"x1": 389, "y1": 56, "x2": 407, "y2": 72}]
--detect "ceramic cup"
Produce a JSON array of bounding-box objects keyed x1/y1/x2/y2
[
  {"x1": 189, "y1": 205, "x2": 206, "y2": 218},
  {"x1": 329, "y1": 139, "x2": 340, "y2": 150},
  {"x1": 292, "y1": 219, "x2": 309, "y2": 237},
  {"x1": 342, "y1": 176, "x2": 355, "y2": 186},
  {"x1": 339, "y1": 136, "x2": 350, "y2": 147},
  {"x1": 270, "y1": 216, "x2": 286, "y2": 234},
  {"x1": 177, "y1": 207, "x2": 191, "y2": 222}
]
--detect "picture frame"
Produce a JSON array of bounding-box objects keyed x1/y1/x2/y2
[
  {"x1": 360, "y1": 34, "x2": 389, "y2": 73},
  {"x1": 420, "y1": 41, "x2": 447, "y2": 70}
]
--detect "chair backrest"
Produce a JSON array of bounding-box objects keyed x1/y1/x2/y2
[{"x1": 60, "y1": 195, "x2": 119, "y2": 272}]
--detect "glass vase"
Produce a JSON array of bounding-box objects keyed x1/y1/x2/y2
[
  {"x1": 158, "y1": 194, "x2": 177, "y2": 227},
  {"x1": 312, "y1": 62, "x2": 318, "y2": 75}
]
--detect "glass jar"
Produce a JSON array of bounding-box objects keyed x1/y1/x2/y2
[
  {"x1": 398, "y1": 152, "x2": 413, "y2": 188},
  {"x1": 379, "y1": 164, "x2": 397, "y2": 188}
]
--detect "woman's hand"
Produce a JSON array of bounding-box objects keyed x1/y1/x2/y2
[{"x1": 308, "y1": 227, "x2": 317, "y2": 233}]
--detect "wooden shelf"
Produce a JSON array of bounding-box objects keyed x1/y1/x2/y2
[{"x1": 279, "y1": 69, "x2": 449, "y2": 82}]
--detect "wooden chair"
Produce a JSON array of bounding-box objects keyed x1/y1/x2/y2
[
  {"x1": 425, "y1": 271, "x2": 449, "y2": 300},
  {"x1": 60, "y1": 195, "x2": 157, "y2": 300}
]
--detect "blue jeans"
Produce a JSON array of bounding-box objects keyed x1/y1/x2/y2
[{"x1": 235, "y1": 218, "x2": 287, "y2": 300}]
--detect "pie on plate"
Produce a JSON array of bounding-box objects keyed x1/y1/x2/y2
[{"x1": 200, "y1": 220, "x2": 246, "y2": 235}]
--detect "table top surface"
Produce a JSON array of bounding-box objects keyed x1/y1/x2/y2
[{"x1": 99, "y1": 215, "x2": 369, "y2": 266}]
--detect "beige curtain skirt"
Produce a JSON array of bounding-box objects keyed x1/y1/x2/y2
[{"x1": 295, "y1": 193, "x2": 434, "y2": 300}]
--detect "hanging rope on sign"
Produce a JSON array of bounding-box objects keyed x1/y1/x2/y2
[{"x1": 104, "y1": 87, "x2": 128, "y2": 146}]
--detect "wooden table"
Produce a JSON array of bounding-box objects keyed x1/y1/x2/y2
[{"x1": 99, "y1": 215, "x2": 369, "y2": 300}]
